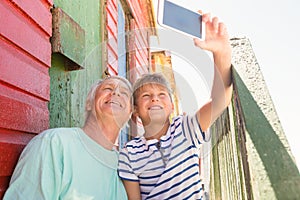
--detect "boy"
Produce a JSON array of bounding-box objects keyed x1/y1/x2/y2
[{"x1": 118, "y1": 13, "x2": 232, "y2": 200}]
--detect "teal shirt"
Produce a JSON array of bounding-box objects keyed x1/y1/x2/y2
[{"x1": 4, "y1": 128, "x2": 127, "y2": 200}]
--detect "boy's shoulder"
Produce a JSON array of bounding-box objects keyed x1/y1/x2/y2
[
  {"x1": 124, "y1": 136, "x2": 145, "y2": 148},
  {"x1": 121, "y1": 136, "x2": 149, "y2": 154},
  {"x1": 170, "y1": 114, "x2": 184, "y2": 125},
  {"x1": 171, "y1": 114, "x2": 198, "y2": 124},
  {"x1": 172, "y1": 114, "x2": 183, "y2": 120}
]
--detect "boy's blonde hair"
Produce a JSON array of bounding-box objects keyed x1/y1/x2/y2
[{"x1": 133, "y1": 73, "x2": 173, "y2": 105}]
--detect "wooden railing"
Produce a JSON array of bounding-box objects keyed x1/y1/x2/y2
[{"x1": 208, "y1": 38, "x2": 300, "y2": 200}]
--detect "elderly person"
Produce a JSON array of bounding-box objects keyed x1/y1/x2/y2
[{"x1": 4, "y1": 76, "x2": 132, "y2": 200}]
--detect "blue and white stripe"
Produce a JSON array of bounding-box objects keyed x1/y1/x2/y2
[{"x1": 118, "y1": 114, "x2": 206, "y2": 199}]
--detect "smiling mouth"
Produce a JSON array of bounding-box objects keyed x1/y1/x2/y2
[
  {"x1": 148, "y1": 105, "x2": 163, "y2": 110},
  {"x1": 106, "y1": 100, "x2": 122, "y2": 108}
]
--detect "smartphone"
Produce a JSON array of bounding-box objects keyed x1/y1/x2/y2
[{"x1": 157, "y1": 0, "x2": 205, "y2": 40}]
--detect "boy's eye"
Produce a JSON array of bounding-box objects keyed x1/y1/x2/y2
[{"x1": 142, "y1": 94, "x2": 149, "y2": 97}]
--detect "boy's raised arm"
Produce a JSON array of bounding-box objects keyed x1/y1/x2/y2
[{"x1": 194, "y1": 13, "x2": 233, "y2": 132}]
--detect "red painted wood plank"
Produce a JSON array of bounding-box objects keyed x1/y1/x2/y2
[
  {"x1": 106, "y1": 0, "x2": 117, "y2": 23},
  {"x1": 128, "y1": 30, "x2": 148, "y2": 55},
  {"x1": 10, "y1": 0, "x2": 52, "y2": 35},
  {"x1": 136, "y1": 48, "x2": 148, "y2": 68},
  {"x1": 0, "y1": 142, "x2": 26, "y2": 177},
  {"x1": 0, "y1": 83, "x2": 47, "y2": 109},
  {"x1": 0, "y1": 2, "x2": 51, "y2": 66},
  {"x1": 0, "y1": 88, "x2": 49, "y2": 134},
  {"x1": 106, "y1": 10, "x2": 117, "y2": 35},
  {"x1": 110, "y1": 0, "x2": 117, "y2": 11},
  {"x1": 135, "y1": 52, "x2": 145, "y2": 71},
  {"x1": 135, "y1": 64, "x2": 147, "y2": 75},
  {"x1": 0, "y1": 129, "x2": 33, "y2": 146},
  {"x1": 143, "y1": 48, "x2": 149, "y2": 64},
  {"x1": 135, "y1": 46, "x2": 148, "y2": 73},
  {"x1": 108, "y1": 64, "x2": 118, "y2": 75},
  {"x1": 105, "y1": 0, "x2": 119, "y2": 75},
  {"x1": 0, "y1": 40, "x2": 50, "y2": 101},
  {"x1": 126, "y1": 0, "x2": 145, "y2": 28},
  {"x1": 129, "y1": 67, "x2": 138, "y2": 83},
  {"x1": 136, "y1": 27, "x2": 149, "y2": 68},
  {"x1": 136, "y1": 54, "x2": 148, "y2": 71},
  {"x1": 107, "y1": 27, "x2": 117, "y2": 42},
  {"x1": 107, "y1": 28, "x2": 117, "y2": 44},
  {"x1": 128, "y1": 19, "x2": 137, "y2": 82},
  {"x1": 107, "y1": 0, "x2": 117, "y2": 17},
  {"x1": 106, "y1": 12, "x2": 117, "y2": 30},
  {"x1": 107, "y1": 35, "x2": 118, "y2": 53},
  {"x1": 107, "y1": 49, "x2": 118, "y2": 66},
  {"x1": 0, "y1": 129, "x2": 34, "y2": 197},
  {"x1": 135, "y1": 35, "x2": 148, "y2": 64},
  {"x1": 136, "y1": 29, "x2": 148, "y2": 48},
  {"x1": 107, "y1": 43, "x2": 118, "y2": 73},
  {"x1": 0, "y1": 176, "x2": 10, "y2": 199},
  {"x1": 0, "y1": 131, "x2": 33, "y2": 176},
  {"x1": 44, "y1": 0, "x2": 53, "y2": 6}
]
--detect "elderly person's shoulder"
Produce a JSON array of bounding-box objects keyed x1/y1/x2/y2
[{"x1": 28, "y1": 127, "x2": 81, "y2": 146}]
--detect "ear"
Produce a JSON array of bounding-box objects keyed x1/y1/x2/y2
[
  {"x1": 130, "y1": 106, "x2": 138, "y2": 123},
  {"x1": 86, "y1": 100, "x2": 92, "y2": 111},
  {"x1": 132, "y1": 105, "x2": 139, "y2": 117}
]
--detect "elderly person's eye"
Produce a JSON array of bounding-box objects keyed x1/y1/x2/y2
[
  {"x1": 103, "y1": 87, "x2": 113, "y2": 91},
  {"x1": 121, "y1": 90, "x2": 130, "y2": 97}
]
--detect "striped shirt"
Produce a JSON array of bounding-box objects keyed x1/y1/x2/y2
[{"x1": 118, "y1": 114, "x2": 207, "y2": 200}]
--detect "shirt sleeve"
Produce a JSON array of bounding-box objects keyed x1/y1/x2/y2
[
  {"x1": 118, "y1": 147, "x2": 139, "y2": 182},
  {"x1": 3, "y1": 130, "x2": 63, "y2": 200},
  {"x1": 182, "y1": 114, "x2": 208, "y2": 149}
]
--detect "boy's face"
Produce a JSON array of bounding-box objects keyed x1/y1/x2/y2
[{"x1": 134, "y1": 83, "x2": 174, "y2": 126}]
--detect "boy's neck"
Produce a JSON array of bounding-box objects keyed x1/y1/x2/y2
[{"x1": 143, "y1": 120, "x2": 170, "y2": 140}]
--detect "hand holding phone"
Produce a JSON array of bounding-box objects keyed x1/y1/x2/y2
[{"x1": 157, "y1": 0, "x2": 205, "y2": 41}]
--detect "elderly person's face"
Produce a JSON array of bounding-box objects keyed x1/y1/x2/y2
[{"x1": 94, "y1": 78, "x2": 132, "y2": 128}]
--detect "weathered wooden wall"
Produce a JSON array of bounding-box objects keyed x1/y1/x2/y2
[
  {"x1": 209, "y1": 38, "x2": 300, "y2": 200},
  {"x1": 125, "y1": 0, "x2": 151, "y2": 78},
  {"x1": 49, "y1": 0, "x2": 103, "y2": 128},
  {"x1": 0, "y1": 0, "x2": 156, "y2": 198},
  {"x1": 151, "y1": 50, "x2": 181, "y2": 117},
  {"x1": 50, "y1": 0, "x2": 155, "y2": 128},
  {"x1": 106, "y1": 0, "x2": 154, "y2": 80},
  {"x1": 0, "y1": 0, "x2": 53, "y2": 198},
  {"x1": 105, "y1": 0, "x2": 155, "y2": 139}
]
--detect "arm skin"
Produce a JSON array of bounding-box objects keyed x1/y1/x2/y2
[
  {"x1": 122, "y1": 180, "x2": 142, "y2": 200},
  {"x1": 194, "y1": 13, "x2": 233, "y2": 132}
]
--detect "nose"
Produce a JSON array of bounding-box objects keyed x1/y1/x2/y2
[
  {"x1": 112, "y1": 86, "x2": 120, "y2": 96},
  {"x1": 151, "y1": 94, "x2": 159, "y2": 102}
]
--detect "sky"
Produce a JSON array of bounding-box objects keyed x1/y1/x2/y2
[{"x1": 150, "y1": 0, "x2": 300, "y2": 168}]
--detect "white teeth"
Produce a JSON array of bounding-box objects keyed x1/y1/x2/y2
[
  {"x1": 108, "y1": 101, "x2": 121, "y2": 107},
  {"x1": 149, "y1": 105, "x2": 162, "y2": 110}
]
